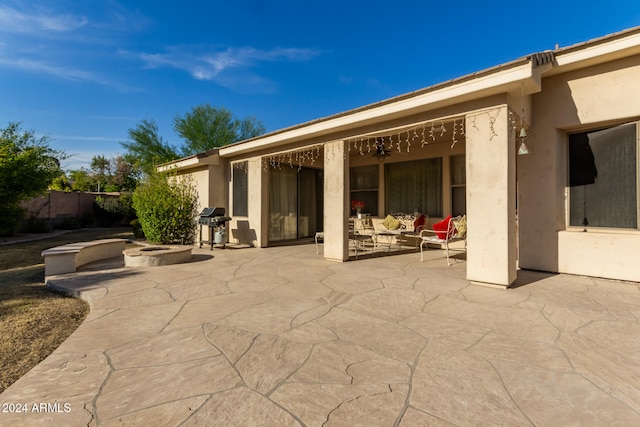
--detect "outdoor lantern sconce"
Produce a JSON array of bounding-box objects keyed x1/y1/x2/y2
[{"x1": 517, "y1": 127, "x2": 530, "y2": 155}]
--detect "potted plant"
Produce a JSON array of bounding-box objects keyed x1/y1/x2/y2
[{"x1": 351, "y1": 200, "x2": 365, "y2": 218}]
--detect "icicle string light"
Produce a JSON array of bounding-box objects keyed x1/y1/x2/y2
[
  {"x1": 261, "y1": 145, "x2": 323, "y2": 171},
  {"x1": 254, "y1": 108, "x2": 516, "y2": 169}
]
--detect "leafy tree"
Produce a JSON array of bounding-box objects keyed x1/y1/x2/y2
[
  {"x1": 108, "y1": 155, "x2": 140, "y2": 192},
  {"x1": 132, "y1": 172, "x2": 199, "y2": 244},
  {"x1": 121, "y1": 119, "x2": 179, "y2": 175},
  {"x1": 0, "y1": 122, "x2": 65, "y2": 234},
  {"x1": 173, "y1": 104, "x2": 266, "y2": 156},
  {"x1": 65, "y1": 156, "x2": 140, "y2": 193},
  {"x1": 49, "y1": 173, "x2": 73, "y2": 191},
  {"x1": 68, "y1": 169, "x2": 95, "y2": 192},
  {"x1": 90, "y1": 155, "x2": 111, "y2": 192},
  {"x1": 94, "y1": 193, "x2": 136, "y2": 226}
]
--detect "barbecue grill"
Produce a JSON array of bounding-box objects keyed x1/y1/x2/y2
[{"x1": 198, "y1": 207, "x2": 232, "y2": 249}]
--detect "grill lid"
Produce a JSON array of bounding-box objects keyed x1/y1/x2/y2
[{"x1": 199, "y1": 207, "x2": 225, "y2": 217}]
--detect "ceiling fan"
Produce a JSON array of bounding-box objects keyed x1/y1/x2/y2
[{"x1": 372, "y1": 138, "x2": 391, "y2": 162}]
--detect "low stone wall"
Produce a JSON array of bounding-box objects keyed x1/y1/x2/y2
[
  {"x1": 41, "y1": 239, "x2": 127, "y2": 276},
  {"x1": 123, "y1": 245, "x2": 192, "y2": 267}
]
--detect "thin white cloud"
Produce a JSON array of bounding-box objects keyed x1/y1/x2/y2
[
  {"x1": 136, "y1": 45, "x2": 322, "y2": 92},
  {"x1": 0, "y1": 55, "x2": 96, "y2": 81},
  {"x1": 54, "y1": 135, "x2": 123, "y2": 142},
  {"x1": 0, "y1": 2, "x2": 150, "y2": 90},
  {"x1": 0, "y1": 46, "x2": 138, "y2": 92},
  {"x1": 90, "y1": 115, "x2": 137, "y2": 121},
  {"x1": 62, "y1": 149, "x2": 124, "y2": 171},
  {"x1": 0, "y1": 5, "x2": 87, "y2": 35}
]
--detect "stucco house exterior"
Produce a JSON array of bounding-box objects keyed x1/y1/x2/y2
[{"x1": 161, "y1": 26, "x2": 640, "y2": 288}]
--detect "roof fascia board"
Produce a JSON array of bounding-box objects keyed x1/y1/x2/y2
[
  {"x1": 219, "y1": 62, "x2": 536, "y2": 157},
  {"x1": 547, "y1": 31, "x2": 640, "y2": 76},
  {"x1": 157, "y1": 152, "x2": 220, "y2": 172}
]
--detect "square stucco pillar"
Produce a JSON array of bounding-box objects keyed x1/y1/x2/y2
[
  {"x1": 323, "y1": 140, "x2": 349, "y2": 261},
  {"x1": 465, "y1": 107, "x2": 517, "y2": 287},
  {"x1": 247, "y1": 158, "x2": 268, "y2": 248}
]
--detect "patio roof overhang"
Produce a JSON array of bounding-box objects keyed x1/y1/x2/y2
[
  {"x1": 218, "y1": 26, "x2": 640, "y2": 159},
  {"x1": 157, "y1": 148, "x2": 220, "y2": 172},
  {"x1": 158, "y1": 26, "x2": 640, "y2": 170},
  {"x1": 218, "y1": 60, "x2": 543, "y2": 158}
]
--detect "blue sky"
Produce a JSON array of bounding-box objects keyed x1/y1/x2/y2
[{"x1": 1, "y1": 0, "x2": 639, "y2": 171}]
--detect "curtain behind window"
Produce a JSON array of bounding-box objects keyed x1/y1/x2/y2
[
  {"x1": 269, "y1": 168, "x2": 297, "y2": 241},
  {"x1": 233, "y1": 163, "x2": 248, "y2": 216},
  {"x1": 569, "y1": 123, "x2": 637, "y2": 229},
  {"x1": 298, "y1": 168, "x2": 322, "y2": 238},
  {"x1": 350, "y1": 165, "x2": 379, "y2": 216},
  {"x1": 386, "y1": 158, "x2": 442, "y2": 216}
]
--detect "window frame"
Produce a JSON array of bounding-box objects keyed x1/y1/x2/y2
[
  {"x1": 566, "y1": 120, "x2": 640, "y2": 231},
  {"x1": 384, "y1": 157, "x2": 443, "y2": 217},
  {"x1": 232, "y1": 161, "x2": 249, "y2": 217},
  {"x1": 450, "y1": 154, "x2": 466, "y2": 216},
  {"x1": 349, "y1": 165, "x2": 379, "y2": 217}
]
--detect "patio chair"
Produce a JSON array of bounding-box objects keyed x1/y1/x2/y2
[
  {"x1": 315, "y1": 231, "x2": 324, "y2": 254},
  {"x1": 419, "y1": 215, "x2": 466, "y2": 265},
  {"x1": 349, "y1": 218, "x2": 374, "y2": 258}
]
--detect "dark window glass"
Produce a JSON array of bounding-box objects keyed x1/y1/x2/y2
[
  {"x1": 569, "y1": 123, "x2": 637, "y2": 229},
  {"x1": 385, "y1": 158, "x2": 442, "y2": 217},
  {"x1": 233, "y1": 162, "x2": 248, "y2": 216},
  {"x1": 450, "y1": 154, "x2": 466, "y2": 216},
  {"x1": 350, "y1": 165, "x2": 379, "y2": 216}
]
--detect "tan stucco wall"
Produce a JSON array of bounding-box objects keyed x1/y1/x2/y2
[
  {"x1": 323, "y1": 140, "x2": 349, "y2": 261},
  {"x1": 466, "y1": 105, "x2": 517, "y2": 286},
  {"x1": 227, "y1": 158, "x2": 265, "y2": 247},
  {"x1": 170, "y1": 163, "x2": 227, "y2": 245},
  {"x1": 519, "y1": 54, "x2": 640, "y2": 281}
]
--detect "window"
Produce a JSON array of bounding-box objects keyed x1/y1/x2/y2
[
  {"x1": 350, "y1": 165, "x2": 379, "y2": 216},
  {"x1": 450, "y1": 154, "x2": 466, "y2": 216},
  {"x1": 385, "y1": 158, "x2": 442, "y2": 217},
  {"x1": 568, "y1": 122, "x2": 638, "y2": 229},
  {"x1": 233, "y1": 162, "x2": 248, "y2": 216},
  {"x1": 268, "y1": 167, "x2": 323, "y2": 241}
]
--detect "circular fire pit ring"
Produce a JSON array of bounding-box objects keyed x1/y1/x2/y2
[{"x1": 123, "y1": 245, "x2": 193, "y2": 267}]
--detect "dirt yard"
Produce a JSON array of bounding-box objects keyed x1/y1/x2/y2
[{"x1": 0, "y1": 228, "x2": 134, "y2": 393}]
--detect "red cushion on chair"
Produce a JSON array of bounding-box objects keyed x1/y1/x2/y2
[
  {"x1": 413, "y1": 214, "x2": 426, "y2": 232},
  {"x1": 433, "y1": 215, "x2": 454, "y2": 240}
]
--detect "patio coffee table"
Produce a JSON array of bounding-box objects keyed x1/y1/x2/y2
[{"x1": 374, "y1": 229, "x2": 403, "y2": 252}]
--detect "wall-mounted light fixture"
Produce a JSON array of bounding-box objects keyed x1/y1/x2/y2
[{"x1": 518, "y1": 127, "x2": 529, "y2": 155}]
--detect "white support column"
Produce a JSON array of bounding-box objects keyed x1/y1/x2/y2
[
  {"x1": 247, "y1": 157, "x2": 268, "y2": 248},
  {"x1": 465, "y1": 106, "x2": 517, "y2": 287},
  {"x1": 323, "y1": 140, "x2": 349, "y2": 261}
]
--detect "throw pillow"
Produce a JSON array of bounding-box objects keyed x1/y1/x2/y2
[
  {"x1": 382, "y1": 214, "x2": 401, "y2": 230},
  {"x1": 413, "y1": 214, "x2": 426, "y2": 232},
  {"x1": 453, "y1": 215, "x2": 467, "y2": 238},
  {"x1": 433, "y1": 215, "x2": 454, "y2": 240}
]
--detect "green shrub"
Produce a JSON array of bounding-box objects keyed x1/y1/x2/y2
[
  {"x1": 94, "y1": 194, "x2": 136, "y2": 226},
  {"x1": 132, "y1": 172, "x2": 199, "y2": 244},
  {"x1": 24, "y1": 217, "x2": 51, "y2": 233},
  {"x1": 0, "y1": 204, "x2": 25, "y2": 236},
  {"x1": 130, "y1": 219, "x2": 145, "y2": 239},
  {"x1": 58, "y1": 217, "x2": 82, "y2": 230}
]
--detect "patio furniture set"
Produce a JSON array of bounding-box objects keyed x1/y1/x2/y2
[{"x1": 322, "y1": 212, "x2": 467, "y2": 264}]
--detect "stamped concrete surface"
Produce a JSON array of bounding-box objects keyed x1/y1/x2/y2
[{"x1": 1, "y1": 245, "x2": 640, "y2": 426}]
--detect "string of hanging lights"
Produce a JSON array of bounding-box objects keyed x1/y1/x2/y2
[{"x1": 242, "y1": 107, "x2": 529, "y2": 170}]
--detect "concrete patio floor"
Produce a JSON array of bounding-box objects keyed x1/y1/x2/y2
[{"x1": 1, "y1": 244, "x2": 640, "y2": 426}]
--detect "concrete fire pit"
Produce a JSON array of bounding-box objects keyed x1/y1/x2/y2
[{"x1": 123, "y1": 245, "x2": 192, "y2": 267}]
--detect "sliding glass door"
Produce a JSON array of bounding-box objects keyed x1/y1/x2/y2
[{"x1": 268, "y1": 167, "x2": 323, "y2": 242}]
